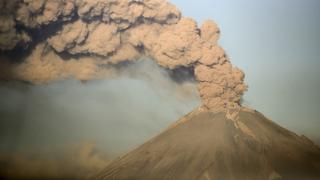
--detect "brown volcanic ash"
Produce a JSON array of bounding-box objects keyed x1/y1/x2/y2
[{"x1": 0, "y1": 0, "x2": 246, "y2": 119}]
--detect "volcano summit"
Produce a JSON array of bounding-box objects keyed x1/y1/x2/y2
[{"x1": 97, "y1": 109, "x2": 320, "y2": 180}]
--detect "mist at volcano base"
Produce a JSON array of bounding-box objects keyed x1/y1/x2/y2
[{"x1": 0, "y1": 59, "x2": 200, "y2": 178}]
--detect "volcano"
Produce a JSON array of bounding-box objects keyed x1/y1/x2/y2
[
  {"x1": 1, "y1": 0, "x2": 320, "y2": 179},
  {"x1": 96, "y1": 108, "x2": 320, "y2": 180}
]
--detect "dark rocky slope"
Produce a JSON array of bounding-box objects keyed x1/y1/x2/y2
[{"x1": 97, "y1": 109, "x2": 320, "y2": 180}]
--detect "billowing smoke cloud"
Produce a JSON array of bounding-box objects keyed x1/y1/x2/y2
[{"x1": 0, "y1": 0, "x2": 247, "y2": 118}]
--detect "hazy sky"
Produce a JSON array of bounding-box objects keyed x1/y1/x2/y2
[
  {"x1": 0, "y1": 60, "x2": 200, "y2": 157},
  {"x1": 172, "y1": 0, "x2": 320, "y2": 142}
]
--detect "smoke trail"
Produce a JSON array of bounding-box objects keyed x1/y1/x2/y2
[{"x1": 0, "y1": 59, "x2": 200, "y2": 178}]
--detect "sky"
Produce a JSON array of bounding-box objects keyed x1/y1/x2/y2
[{"x1": 172, "y1": 0, "x2": 320, "y2": 142}]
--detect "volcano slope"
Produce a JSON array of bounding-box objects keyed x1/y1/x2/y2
[{"x1": 97, "y1": 109, "x2": 320, "y2": 180}]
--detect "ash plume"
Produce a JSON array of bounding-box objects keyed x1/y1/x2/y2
[{"x1": 0, "y1": 0, "x2": 247, "y2": 118}]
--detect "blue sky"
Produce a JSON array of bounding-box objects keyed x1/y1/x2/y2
[{"x1": 172, "y1": 0, "x2": 320, "y2": 142}]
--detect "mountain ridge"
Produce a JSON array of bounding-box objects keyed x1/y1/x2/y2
[{"x1": 96, "y1": 109, "x2": 320, "y2": 180}]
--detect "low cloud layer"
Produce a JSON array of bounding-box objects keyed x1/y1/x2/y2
[
  {"x1": 0, "y1": 0, "x2": 246, "y2": 118},
  {"x1": 0, "y1": 59, "x2": 200, "y2": 178},
  {"x1": 0, "y1": 143, "x2": 109, "y2": 179}
]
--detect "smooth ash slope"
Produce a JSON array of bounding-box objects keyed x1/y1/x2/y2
[{"x1": 97, "y1": 110, "x2": 320, "y2": 180}]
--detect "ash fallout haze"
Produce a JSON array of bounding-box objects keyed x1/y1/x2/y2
[{"x1": 0, "y1": 0, "x2": 320, "y2": 179}]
